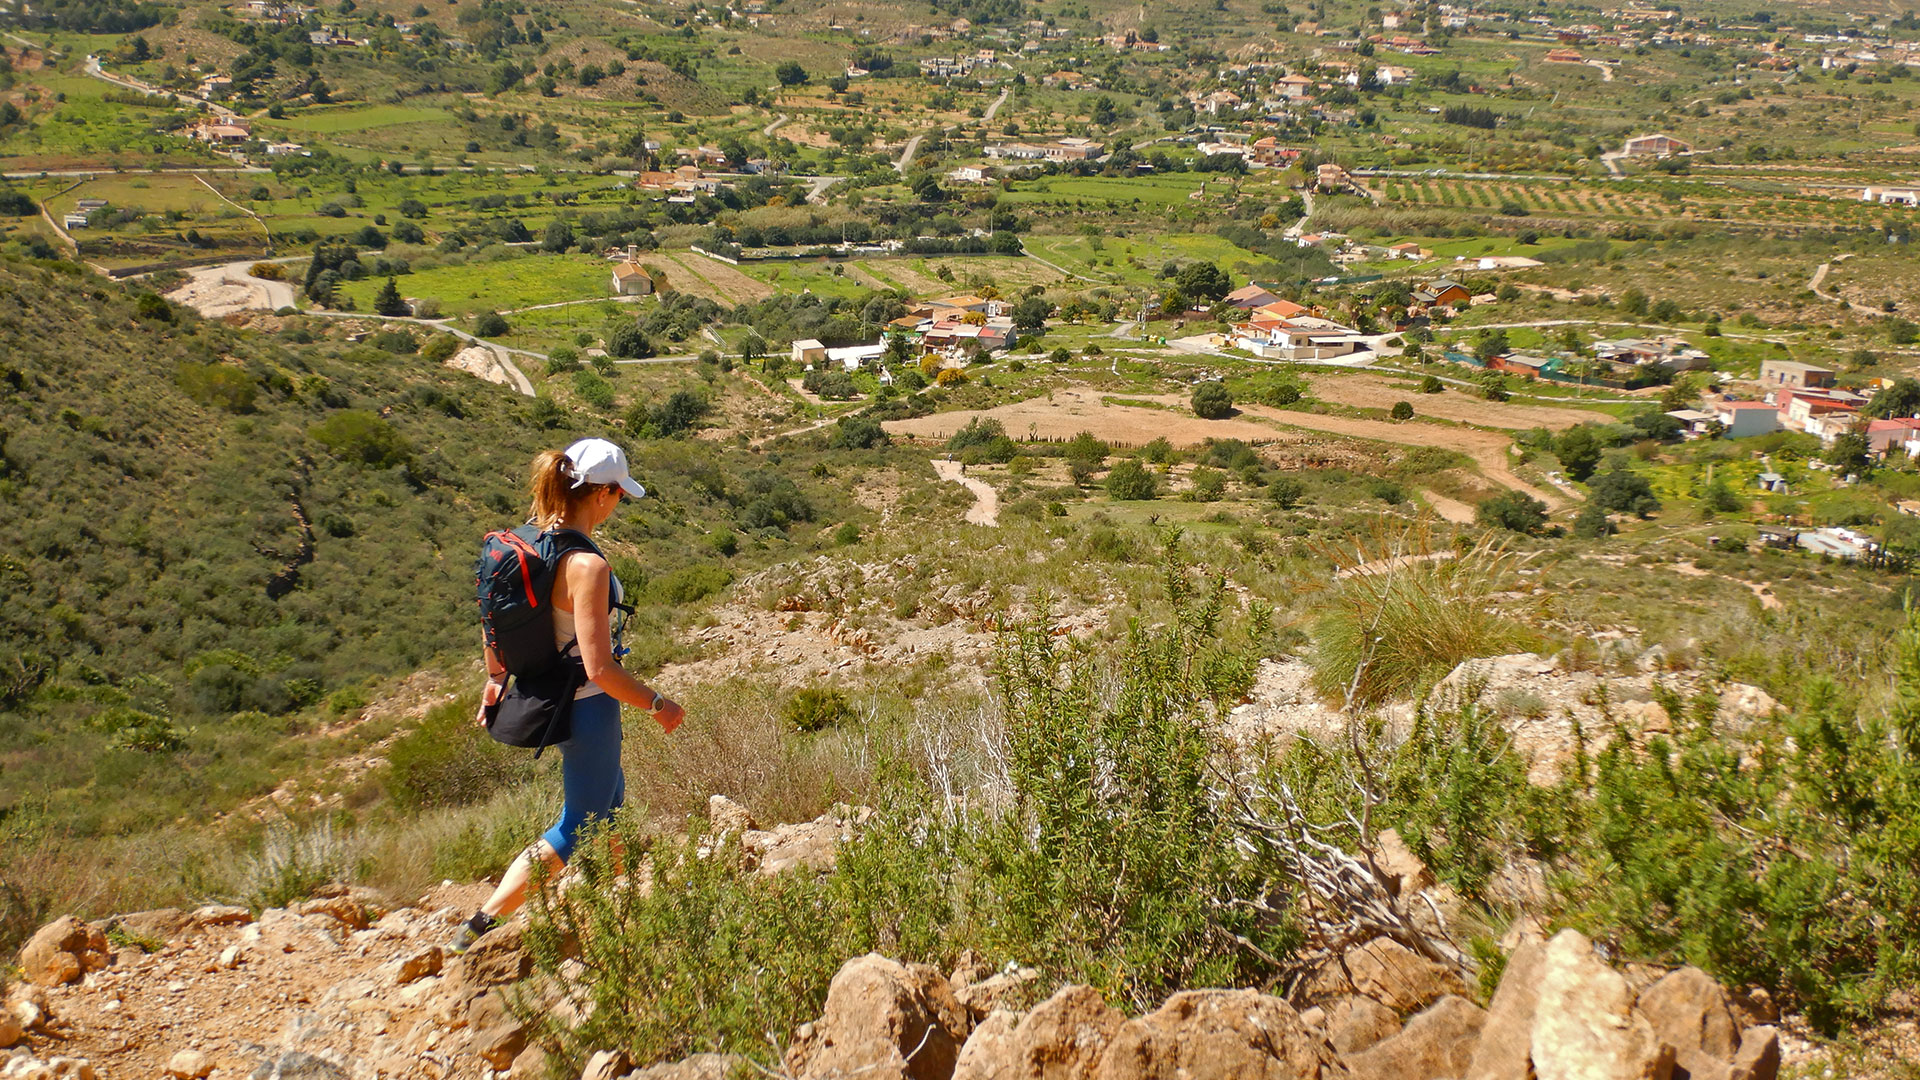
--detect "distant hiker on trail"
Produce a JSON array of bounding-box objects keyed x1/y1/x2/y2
[{"x1": 453, "y1": 438, "x2": 684, "y2": 954}]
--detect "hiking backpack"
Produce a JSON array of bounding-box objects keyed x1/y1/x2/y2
[{"x1": 474, "y1": 525, "x2": 598, "y2": 678}]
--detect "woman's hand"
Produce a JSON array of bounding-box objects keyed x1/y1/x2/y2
[
  {"x1": 477, "y1": 677, "x2": 504, "y2": 728},
  {"x1": 650, "y1": 696, "x2": 685, "y2": 734}
]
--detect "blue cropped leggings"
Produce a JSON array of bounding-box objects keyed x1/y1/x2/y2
[{"x1": 541, "y1": 693, "x2": 624, "y2": 862}]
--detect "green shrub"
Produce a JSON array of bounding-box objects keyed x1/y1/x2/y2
[
  {"x1": 646, "y1": 564, "x2": 732, "y2": 605},
  {"x1": 1105, "y1": 459, "x2": 1157, "y2": 500},
  {"x1": 784, "y1": 687, "x2": 852, "y2": 732},
  {"x1": 175, "y1": 363, "x2": 257, "y2": 413},
  {"x1": 309, "y1": 410, "x2": 412, "y2": 469},
  {"x1": 573, "y1": 370, "x2": 616, "y2": 410},
  {"x1": 385, "y1": 694, "x2": 532, "y2": 811},
  {"x1": 1190, "y1": 381, "x2": 1234, "y2": 419},
  {"x1": 1477, "y1": 491, "x2": 1549, "y2": 535},
  {"x1": 474, "y1": 311, "x2": 510, "y2": 336}
]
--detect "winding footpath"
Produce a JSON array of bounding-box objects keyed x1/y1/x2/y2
[{"x1": 932, "y1": 459, "x2": 1000, "y2": 526}]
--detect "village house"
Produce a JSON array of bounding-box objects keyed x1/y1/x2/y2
[
  {"x1": 1862, "y1": 186, "x2": 1920, "y2": 207},
  {"x1": 1412, "y1": 279, "x2": 1471, "y2": 307},
  {"x1": 610, "y1": 256, "x2": 655, "y2": 297},
  {"x1": 1276, "y1": 73, "x2": 1316, "y2": 100},
  {"x1": 1622, "y1": 132, "x2": 1691, "y2": 157},
  {"x1": 1315, "y1": 162, "x2": 1356, "y2": 193},
  {"x1": 1233, "y1": 314, "x2": 1367, "y2": 360},
  {"x1": 1665, "y1": 408, "x2": 1718, "y2": 437},
  {"x1": 1866, "y1": 417, "x2": 1920, "y2": 455},
  {"x1": 1758, "y1": 359, "x2": 1836, "y2": 390},
  {"x1": 948, "y1": 165, "x2": 992, "y2": 183},
  {"x1": 790, "y1": 339, "x2": 828, "y2": 367},
  {"x1": 1224, "y1": 284, "x2": 1281, "y2": 309},
  {"x1": 1387, "y1": 241, "x2": 1427, "y2": 259},
  {"x1": 1711, "y1": 400, "x2": 1782, "y2": 438}
]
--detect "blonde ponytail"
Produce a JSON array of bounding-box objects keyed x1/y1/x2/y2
[{"x1": 530, "y1": 449, "x2": 582, "y2": 529}]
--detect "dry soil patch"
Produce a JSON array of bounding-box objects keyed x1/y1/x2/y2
[{"x1": 1307, "y1": 372, "x2": 1605, "y2": 431}]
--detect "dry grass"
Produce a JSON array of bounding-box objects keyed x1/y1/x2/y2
[{"x1": 1303, "y1": 520, "x2": 1547, "y2": 707}]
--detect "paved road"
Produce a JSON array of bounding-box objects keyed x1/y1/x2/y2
[
  {"x1": 894, "y1": 134, "x2": 924, "y2": 174},
  {"x1": 763, "y1": 113, "x2": 789, "y2": 137},
  {"x1": 982, "y1": 87, "x2": 1010, "y2": 123},
  {"x1": 85, "y1": 54, "x2": 239, "y2": 121}
]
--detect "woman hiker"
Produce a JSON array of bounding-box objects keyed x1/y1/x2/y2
[{"x1": 451, "y1": 438, "x2": 685, "y2": 954}]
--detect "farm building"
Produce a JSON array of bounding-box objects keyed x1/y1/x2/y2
[
  {"x1": 790, "y1": 339, "x2": 828, "y2": 366},
  {"x1": 1711, "y1": 401, "x2": 1781, "y2": 438},
  {"x1": 610, "y1": 260, "x2": 654, "y2": 296},
  {"x1": 1622, "y1": 133, "x2": 1691, "y2": 157},
  {"x1": 1758, "y1": 359, "x2": 1835, "y2": 390},
  {"x1": 1862, "y1": 187, "x2": 1920, "y2": 207}
]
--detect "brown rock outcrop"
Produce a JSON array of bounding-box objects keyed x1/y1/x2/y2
[
  {"x1": 1311, "y1": 938, "x2": 1467, "y2": 1014},
  {"x1": 1531, "y1": 930, "x2": 1673, "y2": 1080},
  {"x1": 1638, "y1": 967, "x2": 1738, "y2": 1080},
  {"x1": 784, "y1": 953, "x2": 973, "y2": 1080},
  {"x1": 19, "y1": 916, "x2": 109, "y2": 987},
  {"x1": 1322, "y1": 996, "x2": 1400, "y2": 1056},
  {"x1": 1344, "y1": 995, "x2": 1485, "y2": 1080},
  {"x1": 1092, "y1": 989, "x2": 1346, "y2": 1080}
]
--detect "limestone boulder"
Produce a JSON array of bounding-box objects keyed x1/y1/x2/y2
[
  {"x1": 707, "y1": 795, "x2": 757, "y2": 836},
  {"x1": 164, "y1": 1049, "x2": 214, "y2": 1079},
  {"x1": 784, "y1": 954, "x2": 972, "y2": 1080},
  {"x1": 987, "y1": 985, "x2": 1124, "y2": 1080},
  {"x1": 953, "y1": 1010, "x2": 1023, "y2": 1080},
  {"x1": 955, "y1": 967, "x2": 1041, "y2": 1019},
  {"x1": 581, "y1": 1049, "x2": 629, "y2": 1080},
  {"x1": 1464, "y1": 935, "x2": 1546, "y2": 1080},
  {"x1": 1321, "y1": 997, "x2": 1400, "y2": 1056},
  {"x1": 1729, "y1": 1026, "x2": 1780, "y2": 1080},
  {"x1": 1092, "y1": 989, "x2": 1345, "y2": 1080},
  {"x1": 1310, "y1": 938, "x2": 1467, "y2": 1014},
  {"x1": 449, "y1": 922, "x2": 533, "y2": 993},
  {"x1": 19, "y1": 917, "x2": 109, "y2": 987},
  {"x1": 1531, "y1": 930, "x2": 1673, "y2": 1080},
  {"x1": 1343, "y1": 995, "x2": 1485, "y2": 1080},
  {"x1": 1637, "y1": 967, "x2": 1737, "y2": 1080},
  {"x1": 624, "y1": 1054, "x2": 753, "y2": 1080},
  {"x1": 116, "y1": 908, "x2": 191, "y2": 944}
]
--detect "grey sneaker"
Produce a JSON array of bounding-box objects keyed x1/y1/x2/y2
[{"x1": 448, "y1": 923, "x2": 485, "y2": 955}]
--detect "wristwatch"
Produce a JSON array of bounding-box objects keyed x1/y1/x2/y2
[{"x1": 647, "y1": 690, "x2": 666, "y2": 714}]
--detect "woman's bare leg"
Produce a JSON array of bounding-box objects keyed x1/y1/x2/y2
[{"x1": 480, "y1": 840, "x2": 564, "y2": 920}]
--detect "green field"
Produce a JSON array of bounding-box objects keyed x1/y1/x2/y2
[
  {"x1": 334, "y1": 251, "x2": 620, "y2": 316},
  {"x1": 1022, "y1": 232, "x2": 1269, "y2": 287},
  {"x1": 263, "y1": 105, "x2": 457, "y2": 135},
  {"x1": 1003, "y1": 174, "x2": 1214, "y2": 208}
]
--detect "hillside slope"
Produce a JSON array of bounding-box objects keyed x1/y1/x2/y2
[{"x1": 0, "y1": 257, "x2": 836, "y2": 944}]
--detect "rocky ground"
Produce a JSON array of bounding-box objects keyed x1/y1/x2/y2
[{"x1": 2, "y1": 818, "x2": 1800, "y2": 1080}]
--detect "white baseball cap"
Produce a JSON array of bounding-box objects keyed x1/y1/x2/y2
[{"x1": 563, "y1": 438, "x2": 646, "y2": 499}]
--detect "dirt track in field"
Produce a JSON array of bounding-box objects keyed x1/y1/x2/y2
[
  {"x1": 1307, "y1": 372, "x2": 1605, "y2": 431},
  {"x1": 884, "y1": 387, "x2": 1568, "y2": 508}
]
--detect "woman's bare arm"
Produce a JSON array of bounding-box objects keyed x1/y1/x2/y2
[{"x1": 562, "y1": 552, "x2": 684, "y2": 731}]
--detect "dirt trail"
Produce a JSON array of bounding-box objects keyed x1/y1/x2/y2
[
  {"x1": 932, "y1": 459, "x2": 999, "y2": 526},
  {"x1": 1419, "y1": 489, "x2": 1476, "y2": 523},
  {"x1": 1233, "y1": 402, "x2": 1567, "y2": 509},
  {"x1": 884, "y1": 388, "x2": 1567, "y2": 508}
]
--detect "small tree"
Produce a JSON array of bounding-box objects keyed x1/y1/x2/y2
[
  {"x1": 474, "y1": 311, "x2": 509, "y2": 336},
  {"x1": 1105, "y1": 459, "x2": 1157, "y2": 500},
  {"x1": 1476, "y1": 491, "x2": 1548, "y2": 535},
  {"x1": 373, "y1": 277, "x2": 410, "y2": 317},
  {"x1": 1589, "y1": 465, "x2": 1661, "y2": 517},
  {"x1": 1191, "y1": 382, "x2": 1234, "y2": 419},
  {"x1": 1572, "y1": 502, "x2": 1615, "y2": 538},
  {"x1": 1419, "y1": 375, "x2": 1444, "y2": 393},
  {"x1": 1825, "y1": 431, "x2": 1871, "y2": 475},
  {"x1": 774, "y1": 60, "x2": 809, "y2": 86},
  {"x1": 1390, "y1": 400, "x2": 1414, "y2": 421}
]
